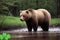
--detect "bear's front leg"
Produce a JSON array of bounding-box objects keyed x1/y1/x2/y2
[
  {"x1": 33, "y1": 25, "x2": 38, "y2": 32},
  {"x1": 32, "y1": 22, "x2": 38, "y2": 32},
  {"x1": 26, "y1": 22, "x2": 32, "y2": 32}
]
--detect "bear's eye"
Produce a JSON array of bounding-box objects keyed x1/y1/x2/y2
[
  {"x1": 26, "y1": 11, "x2": 29, "y2": 14},
  {"x1": 23, "y1": 15, "x2": 25, "y2": 17}
]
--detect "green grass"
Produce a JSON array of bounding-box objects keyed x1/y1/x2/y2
[
  {"x1": 51, "y1": 18, "x2": 60, "y2": 25},
  {"x1": 0, "y1": 15, "x2": 26, "y2": 27},
  {"x1": 0, "y1": 15, "x2": 60, "y2": 27}
]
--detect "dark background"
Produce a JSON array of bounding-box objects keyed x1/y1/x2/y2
[{"x1": 0, "y1": 0, "x2": 60, "y2": 18}]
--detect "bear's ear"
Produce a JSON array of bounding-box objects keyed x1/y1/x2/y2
[
  {"x1": 26, "y1": 11, "x2": 29, "y2": 14},
  {"x1": 28, "y1": 8, "x2": 33, "y2": 12},
  {"x1": 19, "y1": 10, "x2": 22, "y2": 13}
]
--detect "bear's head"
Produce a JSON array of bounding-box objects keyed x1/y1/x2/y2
[{"x1": 19, "y1": 9, "x2": 33, "y2": 21}]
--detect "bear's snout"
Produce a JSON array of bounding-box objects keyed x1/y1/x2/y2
[{"x1": 20, "y1": 19, "x2": 24, "y2": 21}]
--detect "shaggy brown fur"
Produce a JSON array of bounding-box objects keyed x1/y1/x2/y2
[{"x1": 20, "y1": 9, "x2": 51, "y2": 32}]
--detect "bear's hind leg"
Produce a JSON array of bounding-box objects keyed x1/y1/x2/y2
[{"x1": 41, "y1": 22, "x2": 49, "y2": 31}]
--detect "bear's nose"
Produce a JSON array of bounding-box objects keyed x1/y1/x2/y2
[{"x1": 20, "y1": 19, "x2": 23, "y2": 21}]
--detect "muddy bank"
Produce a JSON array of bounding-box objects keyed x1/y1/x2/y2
[
  {"x1": 0, "y1": 25, "x2": 24, "y2": 31},
  {"x1": 50, "y1": 23, "x2": 60, "y2": 27}
]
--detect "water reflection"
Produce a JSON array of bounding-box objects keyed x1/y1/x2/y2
[
  {"x1": 10, "y1": 32, "x2": 60, "y2": 40},
  {"x1": 1, "y1": 27, "x2": 60, "y2": 40}
]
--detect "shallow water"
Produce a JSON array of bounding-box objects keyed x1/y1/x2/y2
[
  {"x1": 3, "y1": 27, "x2": 60, "y2": 33},
  {"x1": 0, "y1": 27, "x2": 60, "y2": 40}
]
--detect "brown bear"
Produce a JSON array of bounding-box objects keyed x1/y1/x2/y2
[{"x1": 19, "y1": 8, "x2": 51, "y2": 32}]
